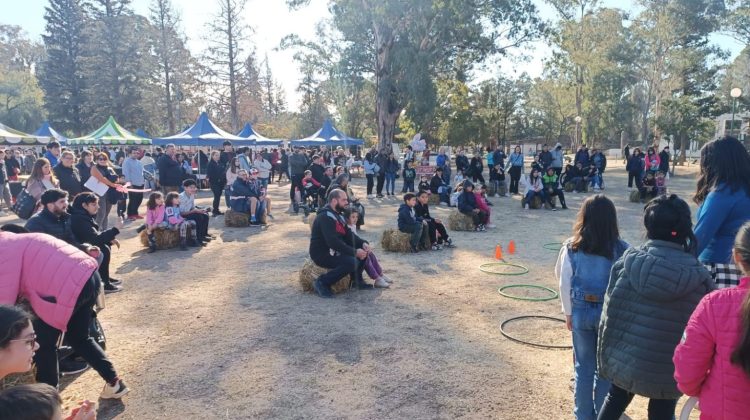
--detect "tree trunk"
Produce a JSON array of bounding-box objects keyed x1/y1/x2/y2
[{"x1": 227, "y1": 0, "x2": 238, "y2": 132}]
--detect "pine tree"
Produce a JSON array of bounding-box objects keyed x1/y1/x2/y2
[
  {"x1": 38, "y1": 0, "x2": 88, "y2": 133},
  {"x1": 259, "y1": 53, "x2": 276, "y2": 117},
  {"x1": 149, "y1": 0, "x2": 190, "y2": 133},
  {"x1": 82, "y1": 0, "x2": 158, "y2": 130},
  {"x1": 203, "y1": 0, "x2": 248, "y2": 132}
]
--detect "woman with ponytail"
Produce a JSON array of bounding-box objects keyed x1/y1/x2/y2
[
  {"x1": 597, "y1": 194, "x2": 714, "y2": 420},
  {"x1": 674, "y1": 221, "x2": 750, "y2": 419}
]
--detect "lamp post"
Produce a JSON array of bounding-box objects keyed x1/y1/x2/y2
[
  {"x1": 574, "y1": 116, "x2": 582, "y2": 149},
  {"x1": 731, "y1": 88, "x2": 742, "y2": 138}
]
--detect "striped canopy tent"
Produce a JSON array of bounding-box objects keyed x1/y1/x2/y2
[
  {"x1": 0, "y1": 123, "x2": 52, "y2": 146},
  {"x1": 237, "y1": 123, "x2": 283, "y2": 147},
  {"x1": 153, "y1": 112, "x2": 252, "y2": 147},
  {"x1": 33, "y1": 121, "x2": 69, "y2": 144},
  {"x1": 289, "y1": 119, "x2": 364, "y2": 147},
  {"x1": 68, "y1": 116, "x2": 151, "y2": 145}
]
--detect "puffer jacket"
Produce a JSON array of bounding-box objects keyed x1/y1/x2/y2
[
  {"x1": 673, "y1": 277, "x2": 750, "y2": 420},
  {"x1": 0, "y1": 232, "x2": 97, "y2": 331},
  {"x1": 598, "y1": 240, "x2": 714, "y2": 399}
]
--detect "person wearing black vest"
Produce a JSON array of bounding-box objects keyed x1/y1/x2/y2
[{"x1": 53, "y1": 151, "x2": 83, "y2": 197}]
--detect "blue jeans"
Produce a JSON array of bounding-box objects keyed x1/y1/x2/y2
[
  {"x1": 571, "y1": 300, "x2": 609, "y2": 420},
  {"x1": 524, "y1": 190, "x2": 545, "y2": 205},
  {"x1": 591, "y1": 174, "x2": 602, "y2": 189},
  {"x1": 385, "y1": 172, "x2": 396, "y2": 195},
  {"x1": 402, "y1": 179, "x2": 414, "y2": 192},
  {"x1": 259, "y1": 177, "x2": 269, "y2": 190}
]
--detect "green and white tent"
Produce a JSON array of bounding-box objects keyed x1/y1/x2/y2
[
  {"x1": 0, "y1": 123, "x2": 51, "y2": 146},
  {"x1": 68, "y1": 116, "x2": 151, "y2": 145}
]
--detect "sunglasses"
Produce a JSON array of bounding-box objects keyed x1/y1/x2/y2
[{"x1": 97, "y1": 158, "x2": 107, "y2": 161}]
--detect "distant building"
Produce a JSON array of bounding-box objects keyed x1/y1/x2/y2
[{"x1": 715, "y1": 112, "x2": 750, "y2": 141}]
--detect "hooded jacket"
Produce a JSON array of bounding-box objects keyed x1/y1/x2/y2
[
  {"x1": 0, "y1": 232, "x2": 97, "y2": 331},
  {"x1": 69, "y1": 206, "x2": 120, "y2": 248},
  {"x1": 397, "y1": 203, "x2": 421, "y2": 231},
  {"x1": 598, "y1": 240, "x2": 714, "y2": 399},
  {"x1": 25, "y1": 208, "x2": 88, "y2": 252},
  {"x1": 673, "y1": 277, "x2": 750, "y2": 420},
  {"x1": 457, "y1": 180, "x2": 478, "y2": 214},
  {"x1": 550, "y1": 144, "x2": 564, "y2": 168}
]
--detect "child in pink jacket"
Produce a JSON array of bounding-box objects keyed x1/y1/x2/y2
[{"x1": 673, "y1": 222, "x2": 750, "y2": 419}]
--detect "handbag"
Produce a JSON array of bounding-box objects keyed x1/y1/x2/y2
[{"x1": 11, "y1": 188, "x2": 37, "y2": 219}]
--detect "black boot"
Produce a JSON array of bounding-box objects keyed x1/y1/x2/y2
[
  {"x1": 180, "y1": 239, "x2": 188, "y2": 251},
  {"x1": 147, "y1": 234, "x2": 157, "y2": 253}
]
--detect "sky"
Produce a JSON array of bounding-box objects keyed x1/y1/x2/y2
[{"x1": 2, "y1": 0, "x2": 745, "y2": 111}]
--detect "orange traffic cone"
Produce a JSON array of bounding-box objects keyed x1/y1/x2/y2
[
  {"x1": 508, "y1": 240, "x2": 516, "y2": 255},
  {"x1": 495, "y1": 244, "x2": 503, "y2": 260}
]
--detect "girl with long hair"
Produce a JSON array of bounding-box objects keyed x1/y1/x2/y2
[
  {"x1": 89, "y1": 152, "x2": 120, "y2": 230},
  {"x1": 25, "y1": 158, "x2": 59, "y2": 202},
  {"x1": 597, "y1": 195, "x2": 714, "y2": 420},
  {"x1": 674, "y1": 221, "x2": 750, "y2": 419},
  {"x1": 555, "y1": 195, "x2": 628, "y2": 419},
  {"x1": 694, "y1": 136, "x2": 750, "y2": 288}
]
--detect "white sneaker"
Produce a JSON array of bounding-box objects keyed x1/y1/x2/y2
[
  {"x1": 381, "y1": 275, "x2": 394, "y2": 284},
  {"x1": 100, "y1": 379, "x2": 130, "y2": 399},
  {"x1": 494, "y1": 194, "x2": 500, "y2": 198},
  {"x1": 524, "y1": 204, "x2": 529, "y2": 210},
  {"x1": 487, "y1": 224, "x2": 496, "y2": 228},
  {"x1": 374, "y1": 278, "x2": 390, "y2": 288}
]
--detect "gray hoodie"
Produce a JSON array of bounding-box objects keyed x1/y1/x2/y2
[
  {"x1": 550, "y1": 143, "x2": 564, "y2": 169},
  {"x1": 598, "y1": 240, "x2": 714, "y2": 399}
]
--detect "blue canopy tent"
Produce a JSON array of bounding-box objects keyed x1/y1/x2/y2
[
  {"x1": 289, "y1": 119, "x2": 364, "y2": 147},
  {"x1": 135, "y1": 128, "x2": 151, "y2": 140},
  {"x1": 237, "y1": 123, "x2": 283, "y2": 147},
  {"x1": 33, "y1": 121, "x2": 68, "y2": 144},
  {"x1": 152, "y1": 112, "x2": 252, "y2": 147}
]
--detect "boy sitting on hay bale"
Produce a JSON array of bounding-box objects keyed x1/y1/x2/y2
[
  {"x1": 308, "y1": 189, "x2": 375, "y2": 298},
  {"x1": 398, "y1": 193, "x2": 431, "y2": 252},
  {"x1": 457, "y1": 180, "x2": 487, "y2": 232}
]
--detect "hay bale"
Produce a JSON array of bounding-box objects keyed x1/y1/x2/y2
[
  {"x1": 225, "y1": 209, "x2": 250, "y2": 227},
  {"x1": 563, "y1": 182, "x2": 575, "y2": 192},
  {"x1": 380, "y1": 228, "x2": 430, "y2": 252},
  {"x1": 428, "y1": 193, "x2": 440, "y2": 205},
  {"x1": 138, "y1": 228, "x2": 182, "y2": 249},
  {"x1": 522, "y1": 195, "x2": 543, "y2": 209},
  {"x1": 629, "y1": 189, "x2": 643, "y2": 203},
  {"x1": 448, "y1": 211, "x2": 476, "y2": 231},
  {"x1": 299, "y1": 259, "x2": 351, "y2": 294},
  {"x1": 497, "y1": 182, "x2": 507, "y2": 196},
  {"x1": 543, "y1": 195, "x2": 558, "y2": 210}
]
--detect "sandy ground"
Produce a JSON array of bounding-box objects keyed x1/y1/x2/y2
[{"x1": 0, "y1": 161, "x2": 704, "y2": 419}]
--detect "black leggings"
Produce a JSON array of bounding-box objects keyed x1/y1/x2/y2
[
  {"x1": 210, "y1": 184, "x2": 224, "y2": 213},
  {"x1": 366, "y1": 174, "x2": 374, "y2": 196},
  {"x1": 627, "y1": 172, "x2": 642, "y2": 188},
  {"x1": 472, "y1": 172, "x2": 485, "y2": 185},
  {"x1": 34, "y1": 272, "x2": 117, "y2": 387},
  {"x1": 597, "y1": 384, "x2": 677, "y2": 420},
  {"x1": 509, "y1": 166, "x2": 522, "y2": 194}
]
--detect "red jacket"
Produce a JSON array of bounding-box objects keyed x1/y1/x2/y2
[
  {"x1": 0, "y1": 232, "x2": 97, "y2": 331},
  {"x1": 673, "y1": 277, "x2": 750, "y2": 419}
]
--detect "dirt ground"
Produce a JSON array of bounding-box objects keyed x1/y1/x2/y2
[{"x1": 0, "y1": 161, "x2": 704, "y2": 419}]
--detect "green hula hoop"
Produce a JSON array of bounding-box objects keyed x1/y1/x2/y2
[
  {"x1": 543, "y1": 242, "x2": 563, "y2": 251},
  {"x1": 479, "y1": 262, "x2": 529, "y2": 276},
  {"x1": 498, "y1": 284, "x2": 559, "y2": 301}
]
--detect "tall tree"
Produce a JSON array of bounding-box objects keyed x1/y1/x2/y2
[
  {"x1": 259, "y1": 53, "x2": 276, "y2": 117},
  {"x1": 203, "y1": 0, "x2": 248, "y2": 131},
  {"x1": 82, "y1": 0, "x2": 158, "y2": 130},
  {"x1": 296, "y1": 57, "x2": 329, "y2": 136},
  {"x1": 0, "y1": 26, "x2": 45, "y2": 131},
  {"x1": 38, "y1": 0, "x2": 87, "y2": 133},
  {"x1": 149, "y1": 0, "x2": 186, "y2": 133},
  {"x1": 287, "y1": 0, "x2": 545, "y2": 150}
]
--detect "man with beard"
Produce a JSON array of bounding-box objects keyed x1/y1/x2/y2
[{"x1": 309, "y1": 189, "x2": 373, "y2": 298}]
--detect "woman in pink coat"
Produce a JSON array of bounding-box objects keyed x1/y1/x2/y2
[
  {"x1": 0, "y1": 228, "x2": 129, "y2": 399},
  {"x1": 673, "y1": 222, "x2": 750, "y2": 419}
]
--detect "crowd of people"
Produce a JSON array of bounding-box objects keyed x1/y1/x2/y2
[
  {"x1": 556, "y1": 136, "x2": 750, "y2": 419},
  {"x1": 1, "y1": 134, "x2": 750, "y2": 418}
]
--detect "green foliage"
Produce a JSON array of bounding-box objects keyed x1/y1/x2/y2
[{"x1": 0, "y1": 25, "x2": 45, "y2": 132}]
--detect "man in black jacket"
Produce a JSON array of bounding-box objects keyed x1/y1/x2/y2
[
  {"x1": 288, "y1": 146, "x2": 309, "y2": 206},
  {"x1": 375, "y1": 148, "x2": 388, "y2": 198},
  {"x1": 658, "y1": 146, "x2": 670, "y2": 174},
  {"x1": 309, "y1": 189, "x2": 373, "y2": 298},
  {"x1": 23, "y1": 189, "x2": 123, "y2": 291},
  {"x1": 53, "y1": 151, "x2": 83, "y2": 197},
  {"x1": 157, "y1": 144, "x2": 182, "y2": 193},
  {"x1": 70, "y1": 192, "x2": 122, "y2": 293}
]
